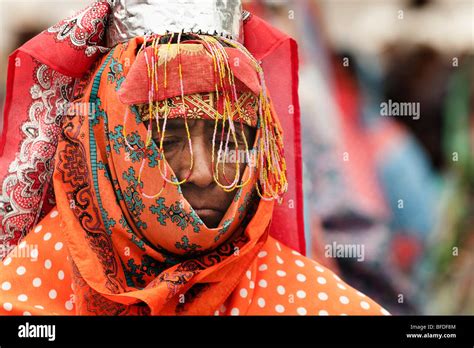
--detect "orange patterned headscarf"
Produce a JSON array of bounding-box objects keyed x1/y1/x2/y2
[{"x1": 51, "y1": 35, "x2": 284, "y2": 314}]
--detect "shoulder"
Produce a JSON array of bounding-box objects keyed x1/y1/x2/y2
[
  {"x1": 247, "y1": 236, "x2": 390, "y2": 316},
  {"x1": 0, "y1": 208, "x2": 74, "y2": 315}
]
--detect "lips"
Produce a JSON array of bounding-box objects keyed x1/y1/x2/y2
[
  {"x1": 192, "y1": 207, "x2": 224, "y2": 228},
  {"x1": 194, "y1": 208, "x2": 221, "y2": 214},
  {"x1": 193, "y1": 208, "x2": 223, "y2": 219},
  {"x1": 192, "y1": 204, "x2": 223, "y2": 212},
  {"x1": 190, "y1": 201, "x2": 224, "y2": 212}
]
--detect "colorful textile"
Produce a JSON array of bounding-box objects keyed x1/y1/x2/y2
[
  {"x1": 0, "y1": 1, "x2": 111, "y2": 254},
  {"x1": 0, "y1": 208, "x2": 389, "y2": 315},
  {"x1": 136, "y1": 92, "x2": 259, "y2": 128}
]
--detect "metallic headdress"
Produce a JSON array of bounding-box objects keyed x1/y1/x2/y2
[{"x1": 106, "y1": 0, "x2": 244, "y2": 47}]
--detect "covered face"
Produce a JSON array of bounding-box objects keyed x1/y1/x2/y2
[
  {"x1": 105, "y1": 34, "x2": 287, "y2": 254},
  {"x1": 130, "y1": 58, "x2": 260, "y2": 228}
]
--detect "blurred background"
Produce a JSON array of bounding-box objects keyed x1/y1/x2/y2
[{"x1": 0, "y1": 0, "x2": 473, "y2": 314}]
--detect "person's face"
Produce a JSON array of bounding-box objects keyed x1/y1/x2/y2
[{"x1": 151, "y1": 118, "x2": 256, "y2": 228}]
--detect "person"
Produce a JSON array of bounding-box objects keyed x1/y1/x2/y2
[{"x1": 0, "y1": 0, "x2": 389, "y2": 316}]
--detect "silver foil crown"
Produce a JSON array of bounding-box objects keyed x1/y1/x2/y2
[{"x1": 106, "y1": 0, "x2": 243, "y2": 47}]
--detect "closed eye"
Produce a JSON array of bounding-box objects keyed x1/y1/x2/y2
[
  {"x1": 161, "y1": 138, "x2": 181, "y2": 148},
  {"x1": 151, "y1": 135, "x2": 182, "y2": 149}
]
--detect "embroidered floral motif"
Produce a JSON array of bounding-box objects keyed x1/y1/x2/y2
[
  {"x1": 0, "y1": 62, "x2": 72, "y2": 253},
  {"x1": 46, "y1": 1, "x2": 110, "y2": 58},
  {"x1": 108, "y1": 125, "x2": 160, "y2": 167},
  {"x1": 156, "y1": 44, "x2": 205, "y2": 66},
  {"x1": 149, "y1": 198, "x2": 203, "y2": 233},
  {"x1": 107, "y1": 58, "x2": 126, "y2": 91},
  {"x1": 214, "y1": 218, "x2": 234, "y2": 243},
  {"x1": 125, "y1": 255, "x2": 168, "y2": 287},
  {"x1": 175, "y1": 236, "x2": 202, "y2": 253},
  {"x1": 137, "y1": 92, "x2": 258, "y2": 127}
]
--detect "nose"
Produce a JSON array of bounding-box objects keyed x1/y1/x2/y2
[{"x1": 181, "y1": 136, "x2": 214, "y2": 188}]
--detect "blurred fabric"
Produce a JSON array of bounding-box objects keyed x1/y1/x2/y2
[{"x1": 243, "y1": 0, "x2": 473, "y2": 314}]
